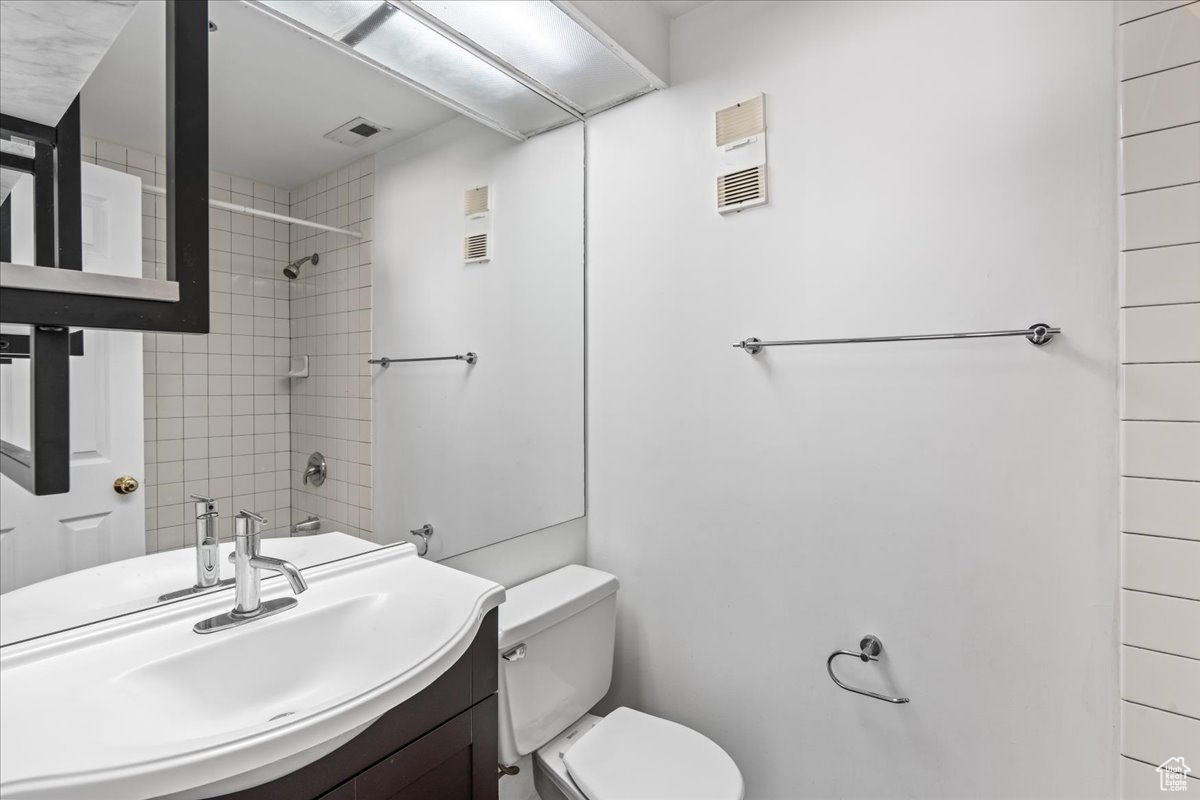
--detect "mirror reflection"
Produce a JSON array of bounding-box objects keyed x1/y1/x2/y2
[{"x1": 0, "y1": 0, "x2": 584, "y2": 645}]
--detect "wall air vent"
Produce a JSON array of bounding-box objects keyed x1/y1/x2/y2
[
  {"x1": 323, "y1": 116, "x2": 391, "y2": 147},
  {"x1": 718, "y1": 165, "x2": 766, "y2": 210},
  {"x1": 463, "y1": 185, "x2": 492, "y2": 264},
  {"x1": 714, "y1": 94, "x2": 768, "y2": 214}
]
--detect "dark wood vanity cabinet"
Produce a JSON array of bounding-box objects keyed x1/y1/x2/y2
[{"x1": 212, "y1": 609, "x2": 498, "y2": 800}]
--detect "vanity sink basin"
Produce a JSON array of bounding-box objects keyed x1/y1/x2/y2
[
  {"x1": 0, "y1": 532, "x2": 377, "y2": 646},
  {"x1": 0, "y1": 544, "x2": 505, "y2": 800}
]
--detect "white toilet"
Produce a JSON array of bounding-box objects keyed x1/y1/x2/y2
[{"x1": 497, "y1": 565, "x2": 744, "y2": 800}]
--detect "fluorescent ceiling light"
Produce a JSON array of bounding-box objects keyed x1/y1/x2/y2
[
  {"x1": 252, "y1": 0, "x2": 656, "y2": 138},
  {"x1": 409, "y1": 1, "x2": 652, "y2": 113}
]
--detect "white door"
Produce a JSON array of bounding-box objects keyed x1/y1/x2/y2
[{"x1": 0, "y1": 163, "x2": 145, "y2": 592}]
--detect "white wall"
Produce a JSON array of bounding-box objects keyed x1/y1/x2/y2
[
  {"x1": 586, "y1": 2, "x2": 1119, "y2": 798},
  {"x1": 1116, "y1": 1, "x2": 1200, "y2": 794},
  {"x1": 373, "y1": 118, "x2": 585, "y2": 558}
]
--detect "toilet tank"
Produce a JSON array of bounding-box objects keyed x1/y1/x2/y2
[{"x1": 496, "y1": 565, "x2": 619, "y2": 765}]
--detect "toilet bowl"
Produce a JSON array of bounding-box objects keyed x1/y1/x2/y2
[{"x1": 497, "y1": 565, "x2": 744, "y2": 800}]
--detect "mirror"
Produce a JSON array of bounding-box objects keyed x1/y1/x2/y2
[{"x1": 0, "y1": 0, "x2": 584, "y2": 645}]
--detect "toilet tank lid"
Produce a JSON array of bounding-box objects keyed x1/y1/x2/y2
[{"x1": 498, "y1": 565, "x2": 618, "y2": 649}]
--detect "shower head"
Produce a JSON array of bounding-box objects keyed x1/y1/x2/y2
[{"x1": 283, "y1": 253, "x2": 319, "y2": 280}]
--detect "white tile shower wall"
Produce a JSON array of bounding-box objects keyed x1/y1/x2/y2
[
  {"x1": 586, "y1": 2, "x2": 1119, "y2": 798},
  {"x1": 288, "y1": 159, "x2": 374, "y2": 539},
  {"x1": 79, "y1": 137, "x2": 293, "y2": 551},
  {"x1": 1118, "y1": 1, "x2": 1200, "y2": 792}
]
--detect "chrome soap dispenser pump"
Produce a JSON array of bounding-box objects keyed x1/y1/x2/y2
[{"x1": 191, "y1": 494, "x2": 221, "y2": 589}]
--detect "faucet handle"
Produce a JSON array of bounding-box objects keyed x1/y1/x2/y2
[
  {"x1": 191, "y1": 494, "x2": 217, "y2": 516},
  {"x1": 234, "y1": 509, "x2": 268, "y2": 538}
]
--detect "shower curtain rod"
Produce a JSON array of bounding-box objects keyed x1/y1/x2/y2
[{"x1": 141, "y1": 184, "x2": 363, "y2": 239}]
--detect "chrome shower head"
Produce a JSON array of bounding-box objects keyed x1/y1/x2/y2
[{"x1": 283, "y1": 253, "x2": 318, "y2": 280}]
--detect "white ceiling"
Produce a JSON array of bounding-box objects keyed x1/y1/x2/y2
[
  {"x1": 81, "y1": 1, "x2": 462, "y2": 188},
  {"x1": 645, "y1": 1, "x2": 710, "y2": 19}
]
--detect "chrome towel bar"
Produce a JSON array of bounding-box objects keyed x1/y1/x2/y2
[
  {"x1": 369, "y1": 352, "x2": 477, "y2": 366},
  {"x1": 734, "y1": 322, "x2": 1059, "y2": 354},
  {"x1": 827, "y1": 634, "x2": 910, "y2": 704}
]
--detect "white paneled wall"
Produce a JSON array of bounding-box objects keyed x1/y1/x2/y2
[
  {"x1": 1118, "y1": 1, "x2": 1200, "y2": 793},
  {"x1": 80, "y1": 137, "x2": 293, "y2": 550}
]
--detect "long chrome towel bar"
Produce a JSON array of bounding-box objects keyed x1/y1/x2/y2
[
  {"x1": 369, "y1": 352, "x2": 478, "y2": 367},
  {"x1": 827, "y1": 634, "x2": 910, "y2": 705},
  {"x1": 734, "y1": 322, "x2": 1059, "y2": 354}
]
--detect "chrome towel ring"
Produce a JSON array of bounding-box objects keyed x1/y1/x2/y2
[{"x1": 827, "y1": 634, "x2": 910, "y2": 704}]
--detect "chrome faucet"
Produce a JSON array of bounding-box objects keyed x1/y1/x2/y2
[
  {"x1": 191, "y1": 494, "x2": 221, "y2": 588},
  {"x1": 193, "y1": 510, "x2": 308, "y2": 634}
]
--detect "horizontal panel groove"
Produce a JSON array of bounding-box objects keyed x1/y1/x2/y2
[
  {"x1": 1122, "y1": 473, "x2": 1200, "y2": 482},
  {"x1": 1122, "y1": 120, "x2": 1200, "y2": 139},
  {"x1": 1122, "y1": 180, "x2": 1200, "y2": 196},
  {"x1": 1121, "y1": 59, "x2": 1200, "y2": 83},
  {"x1": 1124, "y1": 533, "x2": 1200, "y2": 599},
  {"x1": 1122, "y1": 184, "x2": 1200, "y2": 249},
  {"x1": 1120, "y1": 0, "x2": 1200, "y2": 26},
  {"x1": 1124, "y1": 698, "x2": 1200, "y2": 722},
  {"x1": 1123, "y1": 301, "x2": 1200, "y2": 308},
  {"x1": 1125, "y1": 643, "x2": 1200, "y2": 663},
  {"x1": 1126, "y1": 530, "x2": 1200, "y2": 540},
  {"x1": 1123, "y1": 241, "x2": 1200, "y2": 253},
  {"x1": 1123, "y1": 531, "x2": 1200, "y2": 544},
  {"x1": 1123, "y1": 585, "x2": 1200, "y2": 597},
  {"x1": 1123, "y1": 360, "x2": 1200, "y2": 365},
  {"x1": 1122, "y1": 419, "x2": 1200, "y2": 423},
  {"x1": 1123, "y1": 754, "x2": 1199, "y2": 779}
]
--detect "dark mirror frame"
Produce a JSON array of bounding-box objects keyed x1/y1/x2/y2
[{"x1": 0, "y1": 0, "x2": 209, "y2": 495}]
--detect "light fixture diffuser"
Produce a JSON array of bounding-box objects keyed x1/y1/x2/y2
[{"x1": 251, "y1": 0, "x2": 659, "y2": 139}]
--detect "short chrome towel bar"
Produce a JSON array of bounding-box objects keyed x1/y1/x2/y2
[
  {"x1": 734, "y1": 322, "x2": 1059, "y2": 354},
  {"x1": 369, "y1": 352, "x2": 477, "y2": 366},
  {"x1": 827, "y1": 634, "x2": 910, "y2": 704}
]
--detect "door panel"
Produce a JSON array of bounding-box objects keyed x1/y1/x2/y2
[{"x1": 0, "y1": 162, "x2": 145, "y2": 592}]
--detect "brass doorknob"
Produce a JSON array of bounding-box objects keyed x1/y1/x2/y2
[{"x1": 113, "y1": 476, "x2": 140, "y2": 494}]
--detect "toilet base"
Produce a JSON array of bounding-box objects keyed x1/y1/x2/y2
[{"x1": 532, "y1": 713, "x2": 603, "y2": 800}]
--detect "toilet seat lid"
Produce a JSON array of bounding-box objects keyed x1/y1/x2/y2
[{"x1": 563, "y1": 707, "x2": 744, "y2": 800}]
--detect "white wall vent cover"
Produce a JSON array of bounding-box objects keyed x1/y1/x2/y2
[
  {"x1": 715, "y1": 94, "x2": 767, "y2": 214},
  {"x1": 464, "y1": 185, "x2": 492, "y2": 263},
  {"x1": 323, "y1": 116, "x2": 391, "y2": 147}
]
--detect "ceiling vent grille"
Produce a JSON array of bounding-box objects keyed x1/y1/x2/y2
[
  {"x1": 463, "y1": 185, "x2": 493, "y2": 263},
  {"x1": 714, "y1": 94, "x2": 767, "y2": 214},
  {"x1": 323, "y1": 116, "x2": 391, "y2": 147}
]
